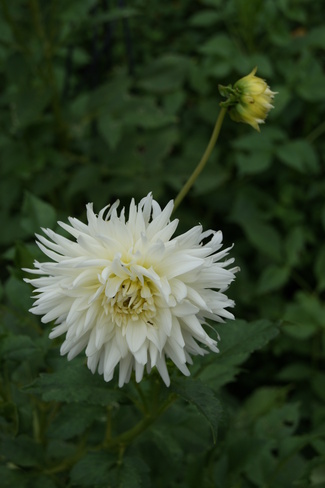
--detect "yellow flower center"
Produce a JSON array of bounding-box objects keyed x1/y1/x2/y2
[{"x1": 101, "y1": 273, "x2": 157, "y2": 329}]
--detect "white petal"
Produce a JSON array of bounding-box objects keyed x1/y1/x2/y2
[
  {"x1": 155, "y1": 355, "x2": 170, "y2": 386},
  {"x1": 118, "y1": 354, "x2": 133, "y2": 387},
  {"x1": 135, "y1": 361, "x2": 145, "y2": 383},
  {"x1": 125, "y1": 319, "x2": 147, "y2": 353}
]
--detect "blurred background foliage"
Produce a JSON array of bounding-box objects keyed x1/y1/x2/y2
[{"x1": 1, "y1": 0, "x2": 325, "y2": 486}]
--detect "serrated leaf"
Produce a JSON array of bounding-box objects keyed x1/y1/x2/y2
[
  {"x1": 215, "y1": 319, "x2": 279, "y2": 365},
  {"x1": 0, "y1": 334, "x2": 40, "y2": 361},
  {"x1": 47, "y1": 404, "x2": 104, "y2": 440},
  {"x1": 46, "y1": 439, "x2": 76, "y2": 461},
  {"x1": 26, "y1": 360, "x2": 125, "y2": 405},
  {"x1": 118, "y1": 456, "x2": 150, "y2": 488},
  {"x1": 70, "y1": 451, "x2": 116, "y2": 487},
  {"x1": 199, "y1": 363, "x2": 241, "y2": 390},
  {"x1": 0, "y1": 434, "x2": 44, "y2": 467},
  {"x1": 150, "y1": 425, "x2": 183, "y2": 465},
  {"x1": 171, "y1": 378, "x2": 222, "y2": 443}
]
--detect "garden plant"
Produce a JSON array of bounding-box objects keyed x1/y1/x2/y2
[{"x1": 1, "y1": 1, "x2": 325, "y2": 487}]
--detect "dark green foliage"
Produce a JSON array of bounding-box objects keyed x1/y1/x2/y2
[
  {"x1": 171, "y1": 378, "x2": 223, "y2": 442},
  {"x1": 27, "y1": 359, "x2": 126, "y2": 405},
  {"x1": 1, "y1": 0, "x2": 325, "y2": 486}
]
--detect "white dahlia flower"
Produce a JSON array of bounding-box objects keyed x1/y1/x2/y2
[{"x1": 25, "y1": 194, "x2": 238, "y2": 387}]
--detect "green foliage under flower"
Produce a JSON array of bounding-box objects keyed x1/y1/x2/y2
[{"x1": 1, "y1": 0, "x2": 325, "y2": 486}]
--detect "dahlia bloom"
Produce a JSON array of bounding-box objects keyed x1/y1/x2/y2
[
  {"x1": 219, "y1": 67, "x2": 277, "y2": 131},
  {"x1": 25, "y1": 194, "x2": 238, "y2": 387}
]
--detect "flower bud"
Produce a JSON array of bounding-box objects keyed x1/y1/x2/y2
[{"x1": 219, "y1": 68, "x2": 277, "y2": 131}]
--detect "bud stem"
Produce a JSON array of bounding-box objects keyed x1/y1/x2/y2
[{"x1": 173, "y1": 106, "x2": 227, "y2": 212}]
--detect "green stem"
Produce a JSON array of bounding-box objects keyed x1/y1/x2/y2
[
  {"x1": 173, "y1": 106, "x2": 227, "y2": 212},
  {"x1": 105, "y1": 393, "x2": 177, "y2": 449},
  {"x1": 306, "y1": 121, "x2": 325, "y2": 144}
]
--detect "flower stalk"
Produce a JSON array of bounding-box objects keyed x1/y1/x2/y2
[
  {"x1": 173, "y1": 67, "x2": 276, "y2": 211},
  {"x1": 173, "y1": 106, "x2": 227, "y2": 212}
]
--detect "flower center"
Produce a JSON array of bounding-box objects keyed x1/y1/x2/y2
[{"x1": 102, "y1": 274, "x2": 157, "y2": 329}]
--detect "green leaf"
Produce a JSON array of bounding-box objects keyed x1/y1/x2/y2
[
  {"x1": 10, "y1": 85, "x2": 51, "y2": 127},
  {"x1": 0, "y1": 434, "x2": 44, "y2": 467},
  {"x1": 199, "y1": 34, "x2": 236, "y2": 57},
  {"x1": 297, "y1": 73, "x2": 325, "y2": 102},
  {"x1": 307, "y1": 26, "x2": 325, "y2": 49},
  {"x1": 137, "y1": 55, "x2": 189, "y2": 93},
  {"x1": 230, "y1": 190, "x2": 283, "y2": 261},
  {"x1": 276, "y1": 140, "x2": 319, "y2": 173},
  {"x1": 199, "y1": 363, "x2": 242, "y2": 390},
  {"x1": 21, "y1": 192, "x2": 57, "y2": 235},
  {"x1": 311, "y1": 373, "x2": 325, "y2": 402},
  {"x1": 282, "y1": 322, "x2": 317, "y2": 340},
  {"x1": 243, "y1": 386, "x2": 289, "y2": 419},
  {"x1": 235, "y1": 150, "x2": 272, "y2": 175},
  {"x1": 215, "y1": 319, "x2": 279, "y2": 365},
  {"x1": 46, "y1": 439, "x2": 77, "y2": 462},
  {"x1": 29, "y1": 475, "x2": 57, "y2": 488},
  {"x1": 4, "y1": 274, "x2": 33, "y2": 311},
  {"x1": 70, "y1": 451, "x2": 116, "y2": 487},
  {"x1": 245, "y1": 220, "x2": 283, "y2": 262},
  {"x1": 118, "y1": 456, "x2": 150, "y2": 488},
  {"x1": 125, "y1": 98, "x2": 176, "y2": 129},
  {"x1": 310, "y1": 463, "x2": 325, "y2": 486},
  {"x1": 189, "y1": 10, "x2": 221, "y2": 26},
  {"x1": 285, "y1": 226, "x2": 306, "y2": 267},
  {"x1": 26, "y1": 360, "x2": 125, "y2": 405},
  {"x1": 283, "y1": 292, "x2": 325, "y2": 338},
  {"x1": 315, "y1": 245, "x2": 325, "y2": 291},
  {"x1": 98, "y1": 113, "x2": 123, "y2": 149},
  {"x1": 0, "y1": 401, "x2": 19, "y2": 435},
  {"x1": 0, "y1": 334, "x2": 40, "y2": 361},
  {"x1": 47, "y1": 404, "x2": 104, "y2": 440},
  {"x1": 277, "y1": 362, "x2": 313, "y2": 382},
  {"x1": 257, "y1": 265, "x2": 290, "y2": 294},
  {"x1": 0, "y1": 466, "x2": 28, "y2": 488},
  {"x1": 171, "y1": 377, "x2": 222, "y2": 443},
  {"x1": 90, "y1": 7, "x2": 138, "y2": 24},
  {"x1": 256, "y1": 403, "x2": 300, "y2": 440}
]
